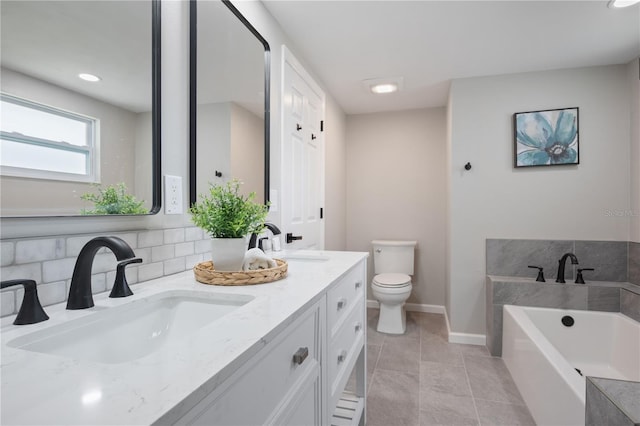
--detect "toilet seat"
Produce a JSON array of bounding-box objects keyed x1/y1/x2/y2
[{"x1": 373, "y1": 273, "x2": 411, "y2": 288}]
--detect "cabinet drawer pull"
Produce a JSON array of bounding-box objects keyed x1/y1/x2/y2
[
  {"x1": 337, "y1": 350, "x2": 347, "y2": 364},
  {"x1": 355, "y1": 281, "x2": 362, "y2": 289},
  {"x1": 292, "y1": 347, "x2": 309, "y2": 365},
  {"x1": 355, "y1": 322, "x2": 362, "y2": 333},
  {"x1": 337, "y1": 298, "x2": 347, "y2": 310}
]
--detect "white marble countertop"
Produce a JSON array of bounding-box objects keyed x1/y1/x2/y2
[{"x1": 1, "y1": 250, "x2": 368, "y2": 425}]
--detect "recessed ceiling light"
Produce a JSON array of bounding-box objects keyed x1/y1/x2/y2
[
  {"x1": 362, "y1": 77, "x2": 404, "y2": 95},
  {"x1": 371, "y1": 83, "x2": 398, "y2": 94},
  {"x1": 78, "y1": 73, "x2": 101, "y2": 82},
  {"x1": 608, "y1": 0, "x2": 640, "y2": 7}
]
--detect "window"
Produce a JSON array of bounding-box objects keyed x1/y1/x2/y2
[{"x1": 0, "y1": 94, "x2": 99, "y2": 182}]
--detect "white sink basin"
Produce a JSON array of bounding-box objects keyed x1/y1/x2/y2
[{"x1": 7, "y1": 290, "x2": 253, "y2": 364}]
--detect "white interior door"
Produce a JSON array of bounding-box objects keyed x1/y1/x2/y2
[{"x1": 281, "y1": 48, "x2": 325, "y2": 250}]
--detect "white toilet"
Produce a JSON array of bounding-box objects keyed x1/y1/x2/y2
[{"x1": 371, "y1": 240, "x2": 417, "y2": 334}]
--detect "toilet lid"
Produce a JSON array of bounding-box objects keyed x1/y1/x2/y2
[{"x1": 373, "y1": 273, "x2": 411, "y2": 287}]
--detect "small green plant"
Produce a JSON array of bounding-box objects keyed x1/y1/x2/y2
[
  {"x1": 190, "y1": 179, "x2": 268, "y2": 238},
  {"x1": 81, "y1": 183, "x2": 147, "y2": 215}
]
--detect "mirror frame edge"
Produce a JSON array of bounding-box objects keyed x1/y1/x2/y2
[
  {"x1": 150, "y1": 0, "x2": 162, "y2": 215},
  {"x1": 188, "y1": 0, "x2": 271, "y2": 207}
]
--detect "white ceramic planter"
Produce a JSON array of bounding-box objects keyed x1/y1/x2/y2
[{"x1": 211, "y1": 238, "x2": 246, "y2": 271}]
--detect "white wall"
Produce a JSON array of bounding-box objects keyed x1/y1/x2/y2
[
  {"x1": 448, "y1": 65, "x2": 632, "y2": 335},
  {"x1": 196, "y1": 103, "x2": 231, "y2": 198},
  {"x1": 346, "y1": 107, "x2": 447, "y2": 306},
  {"x1": 325, "y1": 95, "x2": 347, "y2": 250},
  {"x1": 230, "y1": 103, "x2": 264, "y2": 202},
  {"x1": 629, "y1": 58, "x2": 640, "y2": 243}
]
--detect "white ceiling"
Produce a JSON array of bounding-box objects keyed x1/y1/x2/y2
[
  {"x1": 1, "y1": 1, "x2": 151, "y2": 113},
  {"x1": 262, "y1": 0, "x2": 640, "y2": 115}
]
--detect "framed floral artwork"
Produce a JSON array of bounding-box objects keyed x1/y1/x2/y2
[{"x1": 514, "y1": 107, "x2": 579, "y2": 168}]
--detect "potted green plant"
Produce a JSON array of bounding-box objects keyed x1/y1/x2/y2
[
  {"x1": 80, "y1": 183, "x2": 147, "y2": 215},
  {"x1": 189, "y1": 179, "x2": 268, "y2": 271}
]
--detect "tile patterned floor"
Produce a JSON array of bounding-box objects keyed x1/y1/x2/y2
[{"x1": 365, "y1": 309, "x2": 535, "y2": 426}]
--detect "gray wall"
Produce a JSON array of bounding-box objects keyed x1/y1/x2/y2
[
  {"x1": 448, "y1": 64, "x2": 634, "y2": 336},
  {"x1": 346, "y1": 107, "x2": 447, "y2": 306}
]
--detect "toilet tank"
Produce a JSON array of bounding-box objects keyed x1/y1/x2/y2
[{"x1": 372, "y1": 240, "x2": 417, "y2": 275}]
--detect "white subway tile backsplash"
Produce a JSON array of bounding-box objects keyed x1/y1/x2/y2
[
  {"x1": 1, "y1": 225, "x2": 213, "y2": 318},
  {"x1": 138, "y1": 230, "x2": 164, "y2": 248},
  {"x1": 91, "y1": 273, "x2": 107, "y2": 294},
  {"x1": 2, "y1": 263, "x2": 42, "y2": 283},
  {"x1": 185, "y1": 227, "x2": 204, "y2": 241},
  {"x1": 15, "y1": 238, "x2": 65, "y2": 264},
  {"x1": 186, "y1": 254, "x2": 204, "y2": 269},
  {"x1": 0, "y1": 290, "x2": 16, "y2": 316},
  {"x1": 127, "y1": 267, "x2": 139, "y2": 285},
  {"x1": 32, "y1": 281, "x2": 67, "y2": 307},
  {"x1": 164, "y1": 257, "x2": 186, "y2": 275},
  {"x1": 115, "y1": 233, "x2": 138, "y2": 250},
  {"x1": 42, "y1": 258, "x2": 76, "y2": 282},
  {"x1": 138, "y1": 262, "x2": 164, "y2": 282},
  {"x1": 194, "y1": 240, "x2": 211, "y2": 255},
  {"x1": 175, "y1": 242, "x2": 194, "y2": 257},
  {"x1": 66, "y1": 236, "x2": 95, "y2": 258},
  {"x1": 91, "y1": 252, "x2": 118, "y2": 274},
  {"x1": 135, "y1": 248, "x2": 152, "y2": 265},
  {"x1": 152, "y1": 245, "x2": 174, "y2": 262},
  {"x1": 1, "y1": 242, "x2": 15, "y2": 267},
  {"x1": 164, "y1": 228, "x2": 185, "y2": 244}
]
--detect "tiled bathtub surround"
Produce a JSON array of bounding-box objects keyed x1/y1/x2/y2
[
  {"x1": 486, "y1": 239, "x2": 633, "y2": 283},
  {"x1": 586, "y1": 378, "x2": 640, "y2": 426},
  {"x1": 630, "y1": 242, "x2": 640, "y2": 285},
  {"x1": 0, "y1": 227, "x2": 211, "y2": 318},
  {"x1": 486, "y1": 276, "x2": 640, "y2": 356}
]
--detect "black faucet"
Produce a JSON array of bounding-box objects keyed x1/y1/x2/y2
[
  {"x1": 556, "y1": 252, "x2": 579, "y2": 283},
  {"x1": 0, "y1": 279, "x2": 49, "y2": 325},
  {"x1": 248, "y1": 223, "x2": 281, "y2": 250},
  {"x1": 67, "y1": 236, "x2": 140, "y2": 310}
]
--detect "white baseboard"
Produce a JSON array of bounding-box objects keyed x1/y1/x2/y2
[
  {"x1": 367, "y1": 300, "x2": 486, "y2": 346},
  {"x1": 405, "y1": 302, "x2": 445, "y2": 314},
  {"x1": 366, "y1": 300, "x2": 444, "y2": 314},
  {"x1": 444, "y1": 308, "x2": 486, "y2": 346}
]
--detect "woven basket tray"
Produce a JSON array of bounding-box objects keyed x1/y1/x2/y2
[{"x1": 193, "y1": 259, "x2": 288, "y2": 286}]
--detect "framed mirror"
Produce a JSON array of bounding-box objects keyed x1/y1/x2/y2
[
  {"x1": 190, "y1": 0, "x2": 270, "y2": 206},
  {"x1": 0, "y1": 0, "x2": 161, "y2": 217}
]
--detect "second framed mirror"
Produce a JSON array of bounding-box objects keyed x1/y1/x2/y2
[{"x1": 190, "y1": 0, "x2": 270, "y2": 206}]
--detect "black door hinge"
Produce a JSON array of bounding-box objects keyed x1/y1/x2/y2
[
  {"x1": 320, "y1": 207, "x2": 323, "y2": 219},
  {"x1": 320, "y1": 120, "x2": 324, "y2": 132}
]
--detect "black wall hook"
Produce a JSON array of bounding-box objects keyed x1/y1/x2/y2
[
  {"x1": 464, "y1": 162, "x2": 472, "y2": 171},
  {"x1": 215, "y1": 171, "x2": 222, "y2": 177}
]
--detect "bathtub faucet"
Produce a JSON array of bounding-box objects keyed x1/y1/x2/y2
[{"x1": 555, "y1": 253, "x2": 579, "y2": 283}]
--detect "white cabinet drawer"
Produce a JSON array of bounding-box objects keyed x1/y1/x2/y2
[
  {"x1": 176, "y1": 301, "x2": 321, "y2": 426},
  {"x1": 327, "y1": 262, "x2": 365, "y2": 339},
  {"x1": 328, "y1": 297, "x2": 364, "y2": 407}
]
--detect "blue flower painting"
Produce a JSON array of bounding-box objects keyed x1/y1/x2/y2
[{"x1": 514, "y1": 107, "x2": 579, "y2": 167}]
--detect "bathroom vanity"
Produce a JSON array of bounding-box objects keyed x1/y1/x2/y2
[{"x1": 0, "y1": 250, "x2": 368, "y2": 425}]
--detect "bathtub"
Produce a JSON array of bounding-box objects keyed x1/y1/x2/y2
[{"x1": 502, "y1": 305, "x2": 640, "y2": 426}]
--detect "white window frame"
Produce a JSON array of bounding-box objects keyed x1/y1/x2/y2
[{"x1": 0, "y1": 93, "x2": 100, "y2": 183}]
